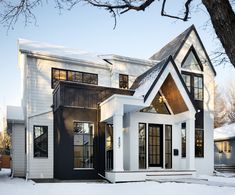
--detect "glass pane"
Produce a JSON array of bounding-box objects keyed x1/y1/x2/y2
[
  {"x1": 165, "y1": 125, "x2": 172, "y2": 169},
  {"x1": 74, "y1": 122, "x2": 94, "y2": 168},
  {"x1": 182, "y1": 51, "x2": 201, "y2": 71},
  {"x1": 74, "y1": 122, "x2": 83, "y2": 133},
  {"x1": 59, "y1": 70, "x2": 66, "y2": 80},
  {"x1": 139, "y1": 123, "x2": 146, "y2": 169},
  {"x1": 34, "y1": 126, "x2": 48, "y2": 158},
  {"x1": 74, "y1": 134, "x2": 83, "y2": 145},
  {"x1": 53, "y1": 69, "x2": 60, "y2": 80}
]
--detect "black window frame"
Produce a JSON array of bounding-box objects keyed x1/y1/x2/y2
[
  {"x1": 195, "y1": 129, "x2": 204, "y2": 158},
  {"x1": 139, "y1": 123, "x2": 146, "y2": 169},
  {"x1": 181, "y1": 71, "x2": 203, "y2": 101},
  {"x1": 73, "y1": 121, "x2": 94, "y2": 169},
  {"x1": 181, "y1": 46, "x2": 203, "y2": 72},
  {"x1": 33, "y1": 125, "x2": 48, "y2": 158},
  {"x1": 165, "y1": 125, "x2": 172, "y2": 169},
  {"x1": 119, "y1": 74, "x2": 129, "y2": 89},
  {"x1": 181, "y1": 122, "x2": 186, "y2": 158},
  {"x1": 51, "y1": 68, "x2": 98, "y2": 88}
]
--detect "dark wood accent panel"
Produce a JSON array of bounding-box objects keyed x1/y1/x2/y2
[{"x1": 161, "y1": 74, "x2": 188, "y2": 114}]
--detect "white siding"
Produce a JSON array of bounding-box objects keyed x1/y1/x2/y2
[
  {"x1": 12, "y1": 123, "x2": 25, "y2": 177},
  {"x1": 175, "y1": 30, "x2": 215, "y2": 175}
]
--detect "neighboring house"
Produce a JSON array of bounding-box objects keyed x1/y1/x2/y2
[
  {"x1": 214, "y1": 123, "x2": 235, "y2": 172},
  {"x1": 9, "y1": 25, "x2": 216, "y2": 182}
]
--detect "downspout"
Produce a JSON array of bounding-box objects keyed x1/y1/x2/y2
[{"x1": 25, "y1": 55, "x2": 30, "y2": 182}]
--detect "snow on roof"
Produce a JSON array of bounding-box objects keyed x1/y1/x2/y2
[
  {"x1": 7, "y1": 106, "x2": 24, "y2": 122},
  {"x1": 214, "y1": 123, "x2": 235, "y2": 140},
  {"x1": 131, "y1": 57, "x2": 168, "y2": 98},
  {"x1": 18, "y1": 39, "x2": 106, "y2": 65}
]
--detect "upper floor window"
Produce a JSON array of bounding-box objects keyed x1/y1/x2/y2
[
  {"x1": 182, "y1": 47, "x2": 203, "y2": 72},
  {"x1": 34, "y1": 126, "x2": 48, "y2": 158},
  {"x1": 182, "y1": 72, "x2": 203, "y2": 101},
  {"x1": 119, "y1": 74, "x2": 129, "y2": 89},
  {"x1": 52, "y1": 68, "x2": 98, "y2": 88}
]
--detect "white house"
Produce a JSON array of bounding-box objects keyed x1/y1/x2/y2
[{"x1": 8, "y1": 25, "x2": 216, "y2": 182}]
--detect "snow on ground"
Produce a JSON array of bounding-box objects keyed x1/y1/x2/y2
[{"x1": 0, "y1": 169, "x2": 235, "y2": 195}]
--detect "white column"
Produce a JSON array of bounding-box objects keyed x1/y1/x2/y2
[
  {"x1": 113, "y1": 114, "x2": 124, "y2": 171},
  {"x1": 186, "y1": 115, "x2": 195, "y2": 170}
]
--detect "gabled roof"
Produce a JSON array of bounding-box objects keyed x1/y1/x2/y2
[
  {"x1": 150, "y1": 25, "x2": 193, "y2": 61},
  {"x1": 130, "y1": 57, "x2": 168, "y2": 92},
  {"x1": 149, "y1": 25, "x2": 216, "y2": 76},
  {"x1": 131, "y1": 56, "x2": 195, "y2": 111}
]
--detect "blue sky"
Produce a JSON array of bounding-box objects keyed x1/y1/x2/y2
[{"x1": 0, "y1": 1, "x2": 234, "y2": 109}]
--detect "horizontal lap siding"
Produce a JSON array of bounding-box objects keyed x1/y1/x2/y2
[
  {"x1": 12, "y1": 123, "x2": 26, "y2": 177},
  {"x1": 25, "y1": 56, "x2": 111, "y2": 179}
]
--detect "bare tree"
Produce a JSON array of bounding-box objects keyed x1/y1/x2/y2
[
  {"x1": 214, "y1": 85, "x2": 227, "y2": 128},
  {"x1": 0, "y1": 0, "x2": 235, "y2": 68},
  {"x1": 226, "y1": 82, "x2": 235, "y2": 123}
]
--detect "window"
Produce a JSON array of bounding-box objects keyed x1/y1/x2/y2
[
  {"x1": 106, "y1": 124, "x2": 113, "y2": 170},
  {"x1": 52, "y1": 69, "x2": 67, "y2": 88},
  {"x1": 74, "y1": 122, "x2": 94, "y2": 168},
  {"x1": 219, "y1": 141, "x2": 231, "y2": 153},
  {"x1": 182, "y1": 74, "x2": 191, "y2": 92},
  {"x1": 52, "y1": 68, "x2": 98, "y2": 88},
  {"x1": 34, "y1": 126, "x2": 48, "y2": 158},
  {"x1": 165, "y1": 125, "x2": 172, "y2": 169},
  {"x1": 194, "y1": 76, "x2": 203, "y2": 100},
  {"x1": 119, "y1": 74, "x2": 129, "y2": 89},
  {"x1": 182, "y1": 72, "x2": 203, "y2": 101},
  {"x1": 182, "y1": 49, "x2": 202, "y2": 71},
  {"x1": 181, "y1": 123, "x2": 186, "y2": 158},
  {"x1": 139, "y1": 123, "x2": 146, "y2": 169},
  {"x1": 195, "y1": 129, "x2": 204, "y2": 157}
]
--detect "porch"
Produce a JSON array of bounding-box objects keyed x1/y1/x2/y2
[
  {"x1": 100, "y1": 66, "x2": 197, "y2": 183},
  {"x1": 105, "y1": 169, "x2": 196, "y2": 183}
]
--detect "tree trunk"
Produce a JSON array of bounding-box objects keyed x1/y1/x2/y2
[{"x1": 202, "y1": 0, "x2": 235, "y2": 68}]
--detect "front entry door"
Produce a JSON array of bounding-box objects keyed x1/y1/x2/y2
[{"x1": 148, "y1": 124, "x2": 163, "y2": 167}]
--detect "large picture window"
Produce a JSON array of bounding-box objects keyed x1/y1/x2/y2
[
  {"x1": 74, "y1": 122, "x2": 94, "y2": 168},
  {"x1": 52, "y1": 68, "x2": 98, "y2": 88},
  {"x1": 34, "y1": 126, "x2": 48, "y2": 158},
  {"x1": 195, "y1": 129, "x2": 204, "y2": 157},
  {"x1": 119, "y1": 74, "x2": 129, "y2": 89}
]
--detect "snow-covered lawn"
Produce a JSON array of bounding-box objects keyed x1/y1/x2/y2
[{"x1": 0, "y1": 169, "x2": 235, "y2": 195}]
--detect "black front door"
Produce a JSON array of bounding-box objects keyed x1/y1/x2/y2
[{"x1": 148, "y1": 124, "x2": 163, "y2": 167}]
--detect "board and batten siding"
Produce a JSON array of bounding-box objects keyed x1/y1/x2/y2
[{"x1": 12, "y1": 123, "x2": 26, "y2": 177}]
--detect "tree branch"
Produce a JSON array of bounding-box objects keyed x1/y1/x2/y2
[{"x1": 161, "y1": 0, "x2": 193, "y2": 21}]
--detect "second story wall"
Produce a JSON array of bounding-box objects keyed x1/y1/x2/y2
[{"x1": 20, "y1": 53, "x2": 111, "y2": 116}]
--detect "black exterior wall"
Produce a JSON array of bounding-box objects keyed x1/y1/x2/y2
[
  {"x1": 54, "y1": 107, "x2": 105, "y2": 180},
  {"x1": 53, "y1": 81, "x2": 133, "y2": 180}
]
